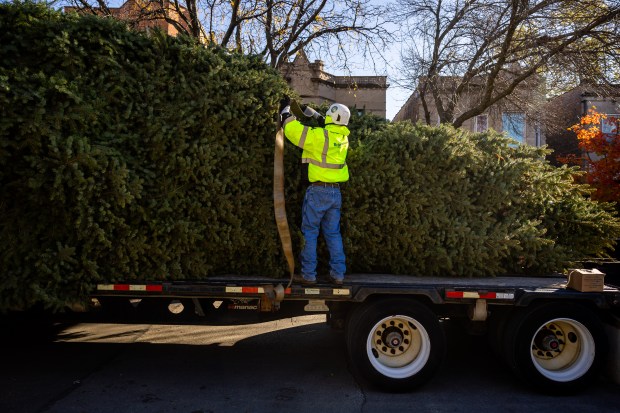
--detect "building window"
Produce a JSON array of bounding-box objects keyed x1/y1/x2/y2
[
  {"x1": 601, "y1": 114, "x2": 619, "y2": 135},
  {"x1": 534, "y1": 124, "x2": 542, "y2": 147},
  {"x1": 474, "y1": 114, "x2": 488, "y2": 132},
  {"x1": 502, "y1": 112, "x2": 525, "y2": 143}
]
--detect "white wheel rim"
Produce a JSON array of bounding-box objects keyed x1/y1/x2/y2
[
  {"x1": 529, "y1": 318, "x2": 595, "y2": 382},
  {"x1": 366, "y1": 315, "x2": 431, "y2": 379}
]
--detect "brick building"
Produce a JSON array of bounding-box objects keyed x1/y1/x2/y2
[
  {"x1": 65, "y1": 0, "x2": 191, "y2": 36},
  {"x1": 393, "y1": 75, "x2": 546, "y2": 147},
  {"x1": 280, "y1": 50, "x2": 388, "y2": 119}
]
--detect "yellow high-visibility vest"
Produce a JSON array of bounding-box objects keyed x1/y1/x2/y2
[{"x1": 283, "y1": 116, "x2": 350, "y2": 183}]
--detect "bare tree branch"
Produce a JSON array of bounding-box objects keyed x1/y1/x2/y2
[
  {"x1": 62, "y1": 0, "x2": 392, "y2": 72},
  {"x1": 396, "y1": 0, "x2": 620, "y2": 127}
]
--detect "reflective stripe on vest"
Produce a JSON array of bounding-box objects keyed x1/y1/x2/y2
[
  {"x1": 301, "y1": 129, "x2": 346, "y2": 170},
  {"x1": 298, "y1": 126, "x2": 310, "y2": 149},
  {"x1": 282, "y1": 115, "x2": 296, "y2": 128}
]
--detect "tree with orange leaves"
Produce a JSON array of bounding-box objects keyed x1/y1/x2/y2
[{"x1": 565, "y1": 109, "x2": 620, "y2": 202}]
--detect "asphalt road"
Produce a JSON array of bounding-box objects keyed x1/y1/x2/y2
[{"x1": 1, "y1": 316, "x2": 619, "y2": 413}]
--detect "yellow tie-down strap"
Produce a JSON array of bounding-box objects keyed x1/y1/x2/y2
[{"x1": 274, "y1": 120, "x2": 295, "y2": 288}]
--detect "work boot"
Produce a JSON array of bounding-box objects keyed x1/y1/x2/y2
[
  {"x1": 328, "y1": 274, "x2": 344, "y2": 286},
  {"x1": 293, "y1": 274, "x2": 317, "y2": 285}
]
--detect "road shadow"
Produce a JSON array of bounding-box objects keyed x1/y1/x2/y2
[{"x1": 1, "y1": 318, "x2": 618, "y2": 413}]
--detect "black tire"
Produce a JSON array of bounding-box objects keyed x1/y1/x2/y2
[
  {"x1": 502, "y1": 302, "x2": 608, "y2": 395},
  {"x1": 346, "y1": 298, "x2": 446, "y2": 392}
]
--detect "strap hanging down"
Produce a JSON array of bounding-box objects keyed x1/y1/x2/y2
[{"x1": 274, "y1": 117, "x2": 295, "y2": 287}]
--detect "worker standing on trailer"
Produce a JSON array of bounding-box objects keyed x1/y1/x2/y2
[{"x1": 279, "y1": 97, "x2": 351, "y2": 286}]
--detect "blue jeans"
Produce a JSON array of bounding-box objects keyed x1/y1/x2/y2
[{"x1": 300, "y1": 185, "x2": 346, "y2": 281}]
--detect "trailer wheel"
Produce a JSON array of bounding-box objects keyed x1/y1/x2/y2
[
  {"x1": 503, "y1": 302, "x2": 608, "y2": 394},
  {"x1": 346, "y1": 299, "x2": 445, "y2": 392}
]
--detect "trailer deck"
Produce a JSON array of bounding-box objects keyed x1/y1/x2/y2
[{"x1": 94, "y1": 273, "x2": 620, "y2": 309}]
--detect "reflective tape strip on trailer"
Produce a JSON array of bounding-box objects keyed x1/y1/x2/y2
[
  {"x1": 225, "y1": 286, "x2": 294, "y2": 294},
  {"x1": 224, "y1": 286, "x2": 294, "y2": 294},
  {"x1": 224, "y1": 286, "x2": 351, "y2": 297},
  {"x1": 445, "y1": 290, "x2": 515, "y2": 300},
  {"x1": 226, "y1": 286, "x2": 265, "y2": 294},
  {"x1": 298, "y1": 287, "x2": 351, "y2": 296},
  {"x1": 97, "y1": 284, "x2": 163, "y2": 292},
  {"x1": 96, "y1": 283, "x2": 351, "y2": 298}
]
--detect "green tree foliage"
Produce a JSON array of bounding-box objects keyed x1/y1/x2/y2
[
  {"x1": 0, "y1": 2, "x2": 288, "y2": 310},
  {"x1": 1, "y1": 3, "x2": 618, "y2": 311},
  {"x1": 343, "y1": 122, "x2": 620, "y2": 276}
]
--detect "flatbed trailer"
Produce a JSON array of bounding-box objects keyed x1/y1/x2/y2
[{"x1": 86, "y1": 272, "x2": 620, "y2": 394}]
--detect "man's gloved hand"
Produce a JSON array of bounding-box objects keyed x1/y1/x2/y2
[
  {"x1": 278, "y1": 96, "x2": 292, "y2": 125},
  {"x1": 279, "y1": 95, "x2": 291, "y2": 114}
]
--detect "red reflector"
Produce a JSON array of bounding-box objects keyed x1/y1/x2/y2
[
  {"x1": 114, "y1": 284, "x2": 130, "y2": 291},
  {"x1": 146, "y1": 285, "x2": 163, "y2": 292},
  {"x1": 446, "y1": 291, "x2": 498, "y2": 299},
  {"x1": 243, "y1": 287, "x2": 260, "y2": 294}
]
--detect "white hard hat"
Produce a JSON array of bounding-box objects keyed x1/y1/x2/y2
[{"x1": 326, "y1": 103, "x2": 351, "y2": 126}]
